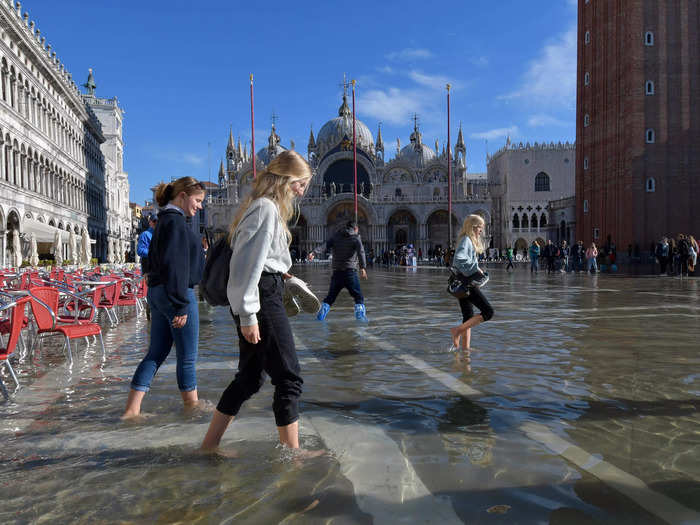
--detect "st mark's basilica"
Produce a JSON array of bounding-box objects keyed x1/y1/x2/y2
[{"x1": 206, "y1": 88, "x2": 493, "y2": 257}]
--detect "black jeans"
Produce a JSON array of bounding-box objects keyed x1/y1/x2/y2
[
  {"x1": 216, "y1": 274, "x2": 303, "y2": 427},
  {"x1": 458, "y1": 286, "x2": 494, "y2": 322},
  {"x1": 323, "y1": 269, "x2": 364, "y2": 305}
]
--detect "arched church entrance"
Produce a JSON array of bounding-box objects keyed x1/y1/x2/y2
[
  {"x1": 290, "y1": 214, "x2": 308, "y2": 261},
  {"x1": 323, "y1": 159, "x2": 370, "y2": 197},
  {"x1": 426, "y1": 210, "x2": 459, "y2": 251},
  {"x1": 326, "y1": 201, "x2": 370, "y2": 244},
  {"x1": 388, "y1": 209, "x2": 417, "y2": 249}
]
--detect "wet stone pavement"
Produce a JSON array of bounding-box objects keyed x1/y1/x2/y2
[{"x1": 1, "y1": 264, "x2": 699, "y2": 524}]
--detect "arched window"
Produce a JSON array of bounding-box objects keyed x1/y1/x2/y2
[
  {"x1": 531, "y1": 213, "x2": 538, "y2": 229},
  {"x1": 584, "y1": 114, "x2": 590, "y2": 127},
  {"x1": 646, "y1": 128, "x2": 655, "y2": 143},
  {"x1": 583, "y1": 199, "x2": 589, "y2": 213},
  {"x1": 584, "y1": 157, "x2": 589, "y2": 170},
  {"x1": 540, "y1": 213, "x2": 547, "y2": 228},
  {"x1": 512, "y1": 214, "x2": 520, "y2": 229},
  {"x1": 584, "y1": 72, "x2": 590, "y2": 86},
  {"x1": 645, "y1": 31, "x2": 654, "y2": 46},
  {"x1": 584, "y1": 31, "x2": 590, "y2": 44},
  {"x1": 535, "y1": 172, "x2": 551, "y2": 192},
  {"x1": 522, "y1": 214, "x2": 529, "y2": 229},
  {"x1": 646, "y1": 177, "x2": 656, "y2": 192},
  {"x1": 645, "y1": 80, "x2": 654, "y2": 95}
]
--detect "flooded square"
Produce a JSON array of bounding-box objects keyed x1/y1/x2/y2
[{"x1": 1, "y1": 265, "x2": 699, "y2": 524}]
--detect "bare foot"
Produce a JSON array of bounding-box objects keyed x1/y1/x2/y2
[
  {"x1": 198, "y1": 445, "x2": 240, "y2": 458},
  {"x1": 184, "y1": 399, "x2": 215, "y2": 414},
  {"x1": 450, "y1": 326, "x2": 462, "y2": 348},
  {"x1": 120, "y1": 411, "x2": 155, "y2": 422}
]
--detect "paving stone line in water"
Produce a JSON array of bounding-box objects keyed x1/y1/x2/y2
[
  {"x1": 353, "y1": 328, "x2": 700, "y2": 525},
  {"x1": 306, "y1": 412, "x2": 462, "y2": 524}
]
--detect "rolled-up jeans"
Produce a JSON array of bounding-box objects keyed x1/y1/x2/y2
[{"x1": 131, "y1": 285, "x2": 199, "y2": 392}]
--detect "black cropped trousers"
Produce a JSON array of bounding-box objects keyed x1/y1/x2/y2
[{"x1": 216, "y1": 273, "x2": 303, "y2": 427}]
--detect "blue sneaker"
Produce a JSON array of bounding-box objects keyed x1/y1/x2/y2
[
  {"x1": 354, "y1": 303, "x2": 368, "y2": 322},
  {"x1": 316, "y1": 302, "x2": 331, "y2": 321}
]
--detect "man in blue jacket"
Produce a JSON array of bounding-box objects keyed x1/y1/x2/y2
[
  {"x1": 137, "y1": 215, "x2": 157, "y2": 274},
  {"x1": 311, "y1": 221, "x2": 369, "y2": 321}
]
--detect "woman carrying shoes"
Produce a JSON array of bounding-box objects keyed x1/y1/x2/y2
[
  {"x1": 201, "y1": 150, "x2": 312, "y2": 452},
  {"x1": 122, "y1": 177, "x2": 207, "y2": 419},
  {"x1": 449, "y1": 214, "x2": 494, "y2": 350}
]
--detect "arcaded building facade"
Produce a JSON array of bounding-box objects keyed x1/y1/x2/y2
[
  {"x1": 0, "y1": 0, "x2": 130, "y2": 266},
  {"x1": 487, "y1": 138, "x2": 576, "y2": 254},
  {"x1": 576, "y1": 0, "x2": 700, "y2": 253},
  {"x1": 207, "y1": 90, "x2": 492, "y2": 256}
]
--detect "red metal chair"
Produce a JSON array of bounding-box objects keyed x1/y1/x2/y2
[
  {"x1": 116, "y1": 277, "x2": 142, "y2": 314},
  {"x1": 27, "y1": 286, "x2": 105, "y2": 367},
  {"x1": 96, "y1": 280, "x2": 120, "y2": 327},
  {"x1": 0, "y1": 295, "x2": 30, "y2": 398}
]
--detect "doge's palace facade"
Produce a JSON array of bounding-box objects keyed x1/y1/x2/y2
[{"x1": 0, "y1": 0, "x2": 128, "y2": 267}]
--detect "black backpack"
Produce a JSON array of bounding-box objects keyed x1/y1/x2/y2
[{"x1": 200, "y1": 236, "x2": 232, "y2": 306}]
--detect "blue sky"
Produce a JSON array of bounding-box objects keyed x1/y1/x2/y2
[{"x1": 24, "y1": 0, "x2": 577, "y2": 204}]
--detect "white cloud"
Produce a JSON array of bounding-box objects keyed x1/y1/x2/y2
[
  {"x1": 385, "y1": 48, "x2": 433, "y2": 61},
  {"x1": 359, "y1": 87, "x2": 424, "y2": 125},
  {"x1": 183, "y1": 154, "x2": 205, "y2": 165},
  {"x1": 470, "y1": 126, "x2": 518, "y2": 140},
  {"x1": 155, "y1": 151, "x2": 205, "y2": 165},
  {"x1": 408, "y1": 70, "x2": 453, "y2": 91},
  {"x1": 501, "y1": 25, "x2": 576, "y2": 109},
  {"x1": 470, "y1": 56, "x2": 489, "y2": 67},
  {"x1": 528, "y1": 114, "x2": 571, "y2": 127},
  {"x1": 376, "y1": 65, "x2": 395, "y2": 74}
]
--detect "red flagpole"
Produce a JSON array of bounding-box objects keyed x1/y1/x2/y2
[
  {"x1": 250, "y1": 74, "x2": 256, "y2": 179},
  {"x1": 352, "y1": 79, "x2": 358, "y2": 224},
  {"x1": 447, "y1": 83, "x2": 452, "y2": 249}
]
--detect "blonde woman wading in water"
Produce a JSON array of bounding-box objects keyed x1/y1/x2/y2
[
  {"x1": 201, "y1": 150, "x2": 317, "y2": 453},
  {"x1": 449, "y1": 214, "x2": 495, "y2": 350}
]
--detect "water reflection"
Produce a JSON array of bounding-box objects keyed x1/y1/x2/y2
[{"x1": 1, "y1": 266, "x2": 698, "y2": 523}]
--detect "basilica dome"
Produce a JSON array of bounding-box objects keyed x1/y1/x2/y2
[
  {"x1": 399, "y1": 143, "x2": 436, "y2": 165},
  {"x1": 256, "y1": 124, "x2": 288, "y2": 164},
  {"x1": 398, "y1": 127, "x2": 436, "y2": 166},
  {"x1": 316, "y1": 94, "x2": 374, "y2": 154}
]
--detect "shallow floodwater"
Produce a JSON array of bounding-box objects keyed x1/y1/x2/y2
[{"x1": 1, "y1": 265, "x2": 699, "y2": 524}]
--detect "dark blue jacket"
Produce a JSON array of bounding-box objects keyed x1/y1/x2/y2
[{"x1": 148, "y1": 208, "x2": 205, "y2": 315}]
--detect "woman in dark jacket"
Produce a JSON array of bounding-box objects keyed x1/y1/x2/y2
[{"x1": 122, "y1": 177, "x2": 206, "y2": 418}]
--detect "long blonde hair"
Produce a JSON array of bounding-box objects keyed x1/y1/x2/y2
[
  {"x1": 457, "y1": 214, "x2": 485, "y2": 254},
  {"x1": 228, "y1": 150, "x2": 311, "y2": 245}
]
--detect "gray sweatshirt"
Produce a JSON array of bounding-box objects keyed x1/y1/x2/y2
[{"x1": 226, "y1": 197, "x2": 291, "y2": 326}]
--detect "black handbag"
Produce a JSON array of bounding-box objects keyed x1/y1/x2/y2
[
  {"x1": 447, "y1": 268, "x2": 489, "y2": 299},
  {"x1": 200, "y1": 236, "x2": 233, "y2": 306}
]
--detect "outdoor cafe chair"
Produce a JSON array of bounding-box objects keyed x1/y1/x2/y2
[
  {"x1": 0, "y1": 295, "x2": 30, "y2": 399},
  {"x1": 27, "y1": 286, "x2": 105, "y2": 367}
]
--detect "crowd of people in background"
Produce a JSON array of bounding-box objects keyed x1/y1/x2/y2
[
  {"x1": 287, "y1": 234, "x2": 698, "y2": 277},
  {"x1": 654, "y1": 234, "x2": 698, "y2": 277}
]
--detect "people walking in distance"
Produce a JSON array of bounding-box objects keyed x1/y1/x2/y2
[
  {"x1": 137, "y1": 215, "x2": 157, "y2": 274},
  {"x1": 122, "y1": 177, "x2": 207, "y2": 419},
  {"x1": 688, "y1": 235, "x2": 698, "y2": 272},
  {"x1": 559, "y1": 240, "x2": 570, "y2": 273},
  {"x1": 656, "y1": 237, "x2": 669, "y2": 275},
  {"x1": 543, "y1": 239, "x2": 556, "y2": 274},
  {"x1": 668, "y1": 237, "x2": 678, "y2": 275},
  {"x1": 585, "y1": 242, "x2": 598, "y2": 273},
  {"x1": 677, "y1": 234, "x2": 691, "y2": 277},
  {"x1": 505, "y1": 246, "x2": 515, "y2": 272},
  {"x1": 529, "y1": 240, "x2": 540, "y2": 274},
  {"x1": 137, "y1": 214, "x2": 157, "y2": 319},
  {"x1": 449, "y1": 214, "x2": 494, "y2": 351},
  {"x1": 572, "y1": 240, "x2": 585, "y2": 272},
  {"x1": 311, "y1": 220, "x2": 369, "y2": 322},
  {"x1": 201, "y1": 151, "x2": 312, "y2": 452}
]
